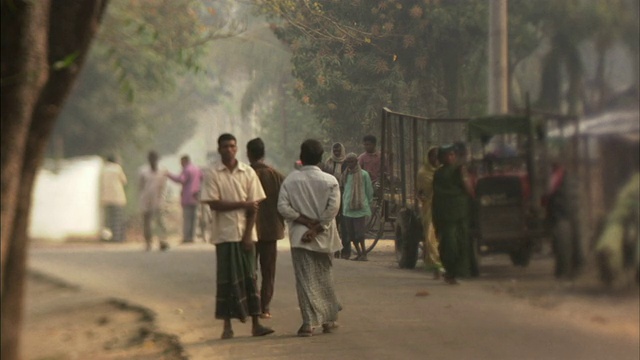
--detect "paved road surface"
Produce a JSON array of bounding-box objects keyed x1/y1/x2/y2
[{"x1": 28, "y1": 239, "x2": 639, "y2": 360}]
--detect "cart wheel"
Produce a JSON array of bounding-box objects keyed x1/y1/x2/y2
[
  {"x1": 509, "y1": 243, "x2": 532, "y2": 267},
  {"x1": 395, "y1": 209, "x2": 422, "y2": 269},
  {"x1": 364, "y1": 196, "x2": 385, "y2": 254},
  {"x1": 552, "y1": 219, "x2": 573, "y2": 277},
  {"x1": 469, "y1": 236, "x2": 481, "y2": 276}
]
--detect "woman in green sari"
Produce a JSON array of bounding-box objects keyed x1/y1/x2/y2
[{"x1": 432, "y1": 145, "x2": 474, "y2": 284}]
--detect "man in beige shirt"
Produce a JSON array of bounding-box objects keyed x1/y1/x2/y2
[
  {"x1": 200, "y1": 133, "x2": 274, "y2": 340},
  {"x1": 101, "y1": 155, "x2": 127, "y2": 242}
]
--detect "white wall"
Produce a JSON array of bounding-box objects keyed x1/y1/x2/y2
[{"x1": 29, "y1": 156, "x2": 103, "y2": 241}]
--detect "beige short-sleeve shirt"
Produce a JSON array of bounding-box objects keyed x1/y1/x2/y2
[{"x1": 200, "y1": 161, "x2": 266, "y2": 244}]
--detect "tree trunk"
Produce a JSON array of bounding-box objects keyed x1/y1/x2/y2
[
  {"x1": 0, "y1": 0, "x2": 51, "y2": 293},
  {"x1": 1, "y1": 2, "x2": 109, "y2": 359}
]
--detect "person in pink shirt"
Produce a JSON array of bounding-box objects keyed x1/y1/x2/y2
[
  {"x1": 358, "y1": 134, "x2": 383, "y2": 183},
  {"x1": 168, "y1": 155, "x2": 202, "y2": 244}
]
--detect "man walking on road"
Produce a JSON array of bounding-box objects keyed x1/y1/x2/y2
[
  {"x1": 247, "y1": 138, "x2": 286, "y2": 319},
  {"x1": 201, "y1": 133, "x2": 274, "y2": 340},
  {"x1": 139, "y1": 151, "x2": 169, "y2": 251},
  {"x1": 278, "y1": 139, "x2": 342, "y2": 337},
  {"x1": 168, "y1": 155, "x2": 202, "y2": 244}
]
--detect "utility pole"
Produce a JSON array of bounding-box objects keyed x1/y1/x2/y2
[{"x1": 488, "y1": 0, "x2": 508, "y2": 114}]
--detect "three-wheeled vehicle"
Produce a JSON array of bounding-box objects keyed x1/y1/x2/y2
[{"x1": 364, "y1": 108, "x2": 548, "y2": 270}]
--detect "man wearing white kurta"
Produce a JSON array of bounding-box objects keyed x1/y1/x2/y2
[
  {"x1": 138, "y1": 151, "x2": 168, "y2": 251},
  {"x1": 278, "y1": 139, "x2": 342, "y2": 337}
]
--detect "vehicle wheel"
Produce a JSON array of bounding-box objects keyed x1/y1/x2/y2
[
  {"x1": 394, "y1": 225, "x2": 404, "y2": 263},
  {"x1": 552, "y1": 219, "x2": 573, "y2": 277},
  {"x1": 469, "y1": 236, "x2": 481, "y2": 276},
  {"x1": 509, "y1": 243, "x2": 532, "y2": 267},
  {"x1": 364, "y1": 200, "x2": 384, "y2": 254},
  {"x1": 395, "y1": 209, "x2": 422, "y2": 269}
]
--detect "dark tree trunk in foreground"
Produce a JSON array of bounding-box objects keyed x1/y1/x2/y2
[{"x1": 1, "y1": 2, "x2": 108, "y2": 359}]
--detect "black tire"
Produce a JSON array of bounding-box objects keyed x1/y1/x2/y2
[
  {"x1": 469, "y1": 236, "x2": 481, "y2": 276},
  {"x1": 395, "y1": 209, "x2": 422, "y2": 269},
  {"x1": 394, "y1": 225, "x2": 404, "y2": 263},
  {"x1": 552, "y1": 219, "x2": 573, "y2": 277},
  {"x1": 364, "y1": 200, "x2": 384, "y2": 254},
  {"x1": 509, "y1": 244, "x2": 532, "y2": 267}
]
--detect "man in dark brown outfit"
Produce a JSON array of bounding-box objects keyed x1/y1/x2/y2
[{"x1": 247, "y1": 138, "x2": 286, "y2": 319}]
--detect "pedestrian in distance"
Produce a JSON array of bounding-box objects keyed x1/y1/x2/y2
[
  {"x1": 201, "y1": 133, "x2": 274, "y2": 340},
  {"x1": 278, "y1": 139, "x2": 342, "y2": 337},
  {"x1": 323, "y1": 142, "x2": 347, "y2": 178},
  {"x1": 358, "y1": 134, "x2": 383, "y2": 184},
  {"x1": 453, "y1": 141, "x2": 480, "y2": 277},
  {"x1": 544, "y1": 162, "x2": 584, "y2": 279},
  {"x1": 416, "y1": 146, "x2": 444, "y2": 279},
  {"x1": 323, "y1": 142, "x2": 348, "y2": 258},
  {"x1": 246, "y1": 137, "x2": 286, "y2": 320},
  {"x1": 167, "y1": 155, "x2": 202, "y2": 244},
  {"x1": 138, "y1": 150, "x2": 169, "y2": 251},
  {"x1": 341, "y1": 153, "x2": 374, "y2": 261},
  {"x1": 432, "y1": 145, "x2": 474, "y2": 285},
  {"x1": 100, "y1": 155, "x2": 127, "y2": 242}
]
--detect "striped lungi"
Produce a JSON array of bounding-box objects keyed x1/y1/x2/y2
[
  {"x1": 291, "y1": 248, "x2": 341, "y2": 327},
  {"x1": 215, "y1": 242, "x2": 261, "y2": 322}
]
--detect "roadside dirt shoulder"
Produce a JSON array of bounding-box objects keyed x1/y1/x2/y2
[{"x1": 23, "y1": 271, "x2": 187, "y2": 360}]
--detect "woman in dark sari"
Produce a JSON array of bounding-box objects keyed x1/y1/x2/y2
[{"x1": 432, "y1": 145, "x2": 474, "y2": 284}]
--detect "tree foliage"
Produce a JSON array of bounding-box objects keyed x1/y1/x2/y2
[
  {"x1": 510, "y1": 0, "x2": 638, "y2": 115},
  {"x1": 52, "y1": 0, "x2": 243, "y2": 158},
  {"x1": 255, "y1": 0, "x2": 489, "y2": 143},
  {"x1": 205, "y1": 20, "x2": 325, "y2": 170},
  {"x1": 256, "y1": 0, "x2": 638, "y2": 142}
]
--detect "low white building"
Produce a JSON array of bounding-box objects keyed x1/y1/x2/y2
[{"x1": 29, "y1": 156, "x2": 103, "y2": 241}]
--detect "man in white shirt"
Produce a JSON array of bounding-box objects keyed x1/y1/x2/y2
[
  {"x1": 278, "y1": 139, "x2": 342, "y2": 337},
  {"x1": 138, "y1": 151, "x2": 169, "y2": 251},
  {"x1": 200, "y1": 133, "x2": 274, "y2": 340}
]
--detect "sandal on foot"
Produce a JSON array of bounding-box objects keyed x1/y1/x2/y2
[
  {"x1": 260, "y1": 312, "x2": 272, "y2": 319},
  {"x1": 252, "y1": 325, "x2": 275, "y2": 337},
  {"x1": 221, "y1": 329, "x2": 234, "y2": 340},
  {"x1": 297, "y1": 325, "x2": 313, "y2": 337}
]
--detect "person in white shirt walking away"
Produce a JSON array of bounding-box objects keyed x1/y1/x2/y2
[{"x1": 278, "y1": 139, "x2": 342, "y2": 337}]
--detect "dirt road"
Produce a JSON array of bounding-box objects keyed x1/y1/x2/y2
[{"x1": 24, "y1": 239, "x2": 639, "y2": 359}]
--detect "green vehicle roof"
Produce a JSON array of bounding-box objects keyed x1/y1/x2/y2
[{"x1": 468, "y1": 115, "x2": 531, "y2": 140}]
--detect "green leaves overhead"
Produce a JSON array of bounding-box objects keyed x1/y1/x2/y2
[
  {"x1": 257, "y1": 0, "x2": 638, "y2": 145},
  {"x1": 52, "y1": 52, "x2": 80, "y2": 71},
  {"x1": 257, "y1": 0, "x2": 489, "y2": 142},
  {"x1": 52, "y1": 0, "x2": 242, "y2": 159}
]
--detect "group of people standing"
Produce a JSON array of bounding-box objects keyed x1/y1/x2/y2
[
  {"x1": 100, "y1": 151, "x2": 203, "y2": 250},
  {"x1": 322, "y1": 135, "x2": 381, "y2": 261},
  {"x1": 100, "y1": 134, "x2": 365, "y2": 340}
]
